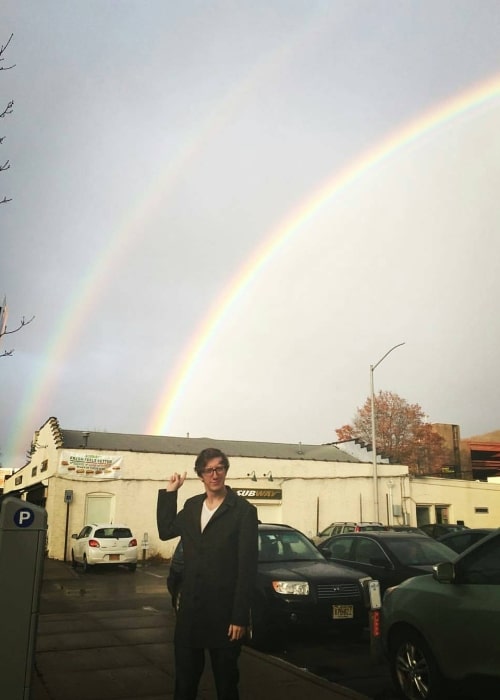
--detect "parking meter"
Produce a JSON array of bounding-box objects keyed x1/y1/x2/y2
[{"x1": 0, "y1": 496, "x2": 47, "y2": 700}]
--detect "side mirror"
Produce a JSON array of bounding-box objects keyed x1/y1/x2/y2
[
  {"x1": 71, "y1": 533, "x2": 78, "y2": 539},
  {"x1": 434, "y1": 561, "x2": 455, "y2": 583}
]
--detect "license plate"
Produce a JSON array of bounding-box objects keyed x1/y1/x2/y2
[
  {"x1": 332, "y1": 604, "x2": 353, "y2": 619},
  {"x1": 109, "y1": 554, "x2": 120, "y2": 561}
]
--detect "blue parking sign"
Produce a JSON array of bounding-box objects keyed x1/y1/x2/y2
[{"x1": 13, "y1": 508, "x2": 35, "y2": 528}]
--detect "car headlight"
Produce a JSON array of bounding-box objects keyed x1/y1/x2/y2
[{"x1": 272, "y1": 580, "x2": 309, "y2": 595}]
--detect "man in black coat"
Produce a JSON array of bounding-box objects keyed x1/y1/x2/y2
[{"x1": 157, "y1": 447, "x2": 258, "y2": 700}]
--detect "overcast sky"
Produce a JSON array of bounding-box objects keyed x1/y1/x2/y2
[{"x1": 2, "y1": 1, "x2": 500, "y2": 469}]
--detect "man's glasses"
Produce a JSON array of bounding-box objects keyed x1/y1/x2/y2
[{"x1": 201, "y1": 466, "x2": 226, "y2": 476}]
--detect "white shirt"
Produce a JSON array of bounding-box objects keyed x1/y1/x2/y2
[{"x1": 201, "y1": 499, "x2": 220, "y2": 532}]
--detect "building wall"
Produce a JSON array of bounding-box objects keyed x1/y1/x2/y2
[
  {"x1": 408, "y1": 476, "x2": 500, "y2": 527},
  {"x1": 5, "y1": 419, "x2": 500, "y2": 561}
]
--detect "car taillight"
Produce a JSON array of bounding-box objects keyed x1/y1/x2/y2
[
  {"x1": 88, "y1": 539, "x2": 100, "y2": 548},
  {"x1": 354, "y1": 526, "x2": 360, "y2": 532},
  {"x1": 129, "y1": 539, "x2": 137, "y2": 547},
  {"x1": 371, "y1": 609, "x2": 381, "y2": 638}
]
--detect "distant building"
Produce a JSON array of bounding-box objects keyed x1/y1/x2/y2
[
  {"x1": 431, "y1": 424, "x2": 500, "y2": 481},
  {"x1": 462, "y1": 429, "x2": 500, "y2": 481},
  {"x1": 0, "y1": 466, "x2": 14, "y2": 494}
]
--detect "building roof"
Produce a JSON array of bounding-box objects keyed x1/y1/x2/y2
[
  {"x1": 465, "y1": 429, "x2": 500, "y2": 443},
  {"x1": 58, "y1": 427, "x2": 362, "y2": 463}
]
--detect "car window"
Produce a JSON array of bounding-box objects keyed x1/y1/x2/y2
[
  {"x1": 77, "y1": 526, "x2": 92, "y2": 539},
  {"x1": 443, "y1": 533, "x2": 473, "y2": 553},
  {"x1": 326, "y1": 536, "x2": 354, "y2": 560},
  {"x1": 343, "y1": 525, "x2": 355, "y2": 532},
  {"x1": 95, "y1": 527, "x2": 116, "y2": 538},
  {"x1": 94, "y1": 527, "x2": 133, "y2": 538},
  {"x1": 450, "y1": 530, "x2": 488, "y2": 554},
  {"x1": 353, "y1": 538, "x2": 389, "y2": 566},
  {"x1": 319, "y1": 524, "x2": 334, "y2": 537},
  {"x1": 259, "y1": 531, "x2": 324, "y2": 562},
  {"x1": 390, "y1": 538, "x2": 454, "y2": 566},
  {"x1": 362, "y1": 525, "x2": 386, "y2": 531},
  {"x1": 458, "y1": 536, "x2": 500, "y2": 585},
  {"x1": 419, "y1": 525, "x2": 433, "y2": 536},
  {"x1": 112, "y1": 527, "x2": 133, "y2": 538}
]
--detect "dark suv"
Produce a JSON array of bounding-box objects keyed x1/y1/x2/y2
[{"x1": 168, "y1": 522, "x2": 372, "y2": 649}]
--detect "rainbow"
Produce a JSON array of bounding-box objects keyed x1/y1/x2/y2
[
  {"x1": 147, "y1": 72, "x2": 500, "y2": 436},
  {"x1": 3, "y1": 14, "x2": 329, "y2": 467}
]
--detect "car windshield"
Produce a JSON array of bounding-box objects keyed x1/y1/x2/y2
[
  {"x1": 259, "y1": 529, "x2": 324, "y2": 562},
  {"x1": 389, "y1": 537, "x2": 456, "y2": 566},
  {"x1": 95, "y1": 527, "x2": 132, "y2": 539}
]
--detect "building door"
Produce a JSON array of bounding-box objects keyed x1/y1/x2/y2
[
  {"x1": 85, "y1": 493, "x2": 114, "y2": 523},
  {"x1": 416, "y1": 505, "x2": 431, "y2": 527}
]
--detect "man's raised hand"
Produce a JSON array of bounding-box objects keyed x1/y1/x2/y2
[{"x1": 166, "y1": 472, "x2": 187, "y2": 492}]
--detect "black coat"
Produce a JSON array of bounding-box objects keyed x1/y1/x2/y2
[{"x1": 157, "y1": 486, "x2": 258, "y2": 648}]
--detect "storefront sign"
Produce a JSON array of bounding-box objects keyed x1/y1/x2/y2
[
  {"x1": 236, "y1": 488, "x2": 282, "y2": 501},
  {"x1": 58, "y1": 452, "x2": 124, "y2": 479}
]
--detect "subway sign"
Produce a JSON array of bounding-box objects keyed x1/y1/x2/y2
[{"x1": 236, "y1": 488, "x2": 282, "y2": 501}]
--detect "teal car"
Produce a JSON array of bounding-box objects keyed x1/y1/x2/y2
[{"x1": 381, "y1": 529, "x2": 500, "y2": 699}]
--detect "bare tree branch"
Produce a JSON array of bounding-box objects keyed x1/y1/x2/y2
[
  {"x1": 2, "y1": 315, "x2": 35, "y2": 335},
  {"x1": 1, "y1": 349, "x2": 14, "y2": 357},
  {"x1": 1, "y1": 35, "x2": 14, "y2": 205},
  {"x1": 0, "y1": 33, "x2": 15, "y2": 70},
  {"x1": 1, "y1": 100, "x2": 14, "y2": 118}
]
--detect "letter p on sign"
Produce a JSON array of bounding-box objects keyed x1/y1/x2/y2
[{"x1": 14, "y1": 508, "x2": 35, "y2": 528}]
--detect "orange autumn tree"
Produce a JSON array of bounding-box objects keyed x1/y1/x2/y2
[{"x1": 336, "y1": 391, "x2": 447, "y2": 476}]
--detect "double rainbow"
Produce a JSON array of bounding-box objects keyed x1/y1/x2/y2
[{"x1": 147, "y1": 73, "x2": 500, "y2": 436}]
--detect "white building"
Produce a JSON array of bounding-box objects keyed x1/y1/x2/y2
[{"x1": 3, "y1": 417, "x2": 499, "y2": 561}]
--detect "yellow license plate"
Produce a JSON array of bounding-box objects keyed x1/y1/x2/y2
[
  {"x1": 332, "y1": 604, "x2": 353, "y2": 619},
  {"x1": 109, "y1": 554, "x2": 120, "y2": 561}
]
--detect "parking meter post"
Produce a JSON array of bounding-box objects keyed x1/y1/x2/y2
[
  {"x1": 367, "y1": 580, "x2": 384, "y2": 663},
  {"x1": 63, "y1": 490, "x2": 73, "y2": 562},
  {"x1": 0, "y1": 496, "x2": 47, "y2": 700},
  {"x1": 141, "y1": 531, "x2": 149, "y2": 567}
]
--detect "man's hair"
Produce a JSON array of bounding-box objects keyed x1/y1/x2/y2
[{"x1": 194, "y1": 447, "x2": 230, "y2": 476}]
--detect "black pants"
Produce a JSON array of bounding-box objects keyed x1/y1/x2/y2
[{"x1": 174, "y1": 643, "x2": 241, "y2": 700}]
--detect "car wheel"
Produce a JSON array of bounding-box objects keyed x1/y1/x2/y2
[
  {"x1": 71, "y1": 550, "x2": 77, "y2": 569},
  {"x1": 128, "y1": 563, "x2": 137, "y2": 572},
  {"x1": 81, "y1": 555, "x2": 91, "y2": 573},
  {"x1": 389, "y1": 627, "x2": 448, "y2": 700}
]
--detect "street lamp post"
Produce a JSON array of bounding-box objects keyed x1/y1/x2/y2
[{"x1": 370, "y1": 342, "x2": 405, "y2": 522}]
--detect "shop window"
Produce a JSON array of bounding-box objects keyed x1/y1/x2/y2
[{"x1": 435, "y1": 505, "x2": 450, "y2": 524}]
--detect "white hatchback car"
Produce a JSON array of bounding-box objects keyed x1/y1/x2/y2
[{"x1": 71, "y1": 523, "x2": 138, "y2": 572}]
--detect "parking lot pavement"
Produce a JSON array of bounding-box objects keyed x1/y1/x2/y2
[
  {"x1": 33, "y1": 609, "x2": 370, "y2": 700},
  {"x1": 32, "y1": 558, "x2": 370, "y2": 700}
]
